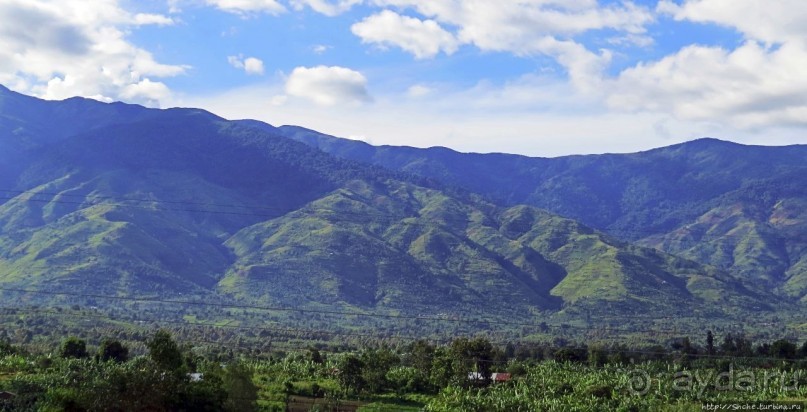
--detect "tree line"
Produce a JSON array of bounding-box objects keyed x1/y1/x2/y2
[{"x1": 1, "y1": 329, "x2": 806, "y2": 411}]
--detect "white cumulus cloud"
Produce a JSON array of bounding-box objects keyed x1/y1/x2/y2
[
  {"x1": 368, "y1": 0, "x2": 653, "y2": 51},
  {"x1": 228, "y1": 55, "x2": 265, "y2": 75},
  {"x1": 351, "y1": 10, "x2": 459, "y2": 59},
  {"x1": 120, "y1": 79, "x2": 173, "y2": 106},
  {"x1": 609, "y1": 41, "x2": 807, "y2": 129},
  {"x1": 348, "y1": 1, "x2": 651, "y2": 91},
  {"x1": 658, "y1": 0, "x2": 807, "y2": 45},
  {"x1": 284, "y1": 65, "x2": 370, "y2": 106},
  {"x1": 608, "y1": 0, "x2": 807, "y2": 129},
  {"x1": 133, "y1": 13, "x2": 176, "y2": 26},
  {"x1": 0, "y1": 0, "x2": 185, "y2": 106}
]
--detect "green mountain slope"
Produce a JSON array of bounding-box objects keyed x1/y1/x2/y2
[
  {"x1": 0, "y1": 84, "x2": 154, "y2": 189},
  {"x1": 268, "y1": 124, "x2": 807, "y2": 303},
  {"x1": 221, "y1": 179, "x2": 765, "y2": 317},
  {"x1": 638, "y1": 172, "x2": 807, "y2": 302},
  {"x1": 0, "y1": 87, "x2": 774, "y2": 323}
]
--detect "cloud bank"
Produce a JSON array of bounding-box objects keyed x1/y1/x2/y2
[{"x1": 0, "y1": 0, "x2": 184, "y2": 106}]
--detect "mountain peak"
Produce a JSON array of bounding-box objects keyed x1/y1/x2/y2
[
  {"x1": 652, "y1": 137, "x2": 744, "y2": 154},
  {"x1": 687, "y1": 137, "x2": 737, "y2": 146}
]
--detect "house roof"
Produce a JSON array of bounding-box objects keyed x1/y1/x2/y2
[{"x1": 492, "y1": 373, "x2": 511, "y2": 381}]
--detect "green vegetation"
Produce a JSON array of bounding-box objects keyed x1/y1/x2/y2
[
  {"x1": 0, "y1": 332, "x2": 255, "y2": 411},
  {"x1": 279, "y1": 126, "x2": 807, "y2": 304},
  {"x1": 59, "y1": 337, "x2": 87, "y2": 359},
  {"x1": 1, "y1": 330, "x2": 805, "y2": 411},
  {"x1": 97, "y1": 339, "x2": 128, "y2": 363}
]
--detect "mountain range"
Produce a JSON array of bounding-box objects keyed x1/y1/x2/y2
[
  {"x1": 0, "y1": 85, "x2": 802, "y2": 332},
  {"x1": 270, "y1": 124, "x2": 807, "y2": 304}
]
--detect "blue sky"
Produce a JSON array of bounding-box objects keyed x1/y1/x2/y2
[{"x1": 1, "y1": 0, "x2": 805, "y2": 156}]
